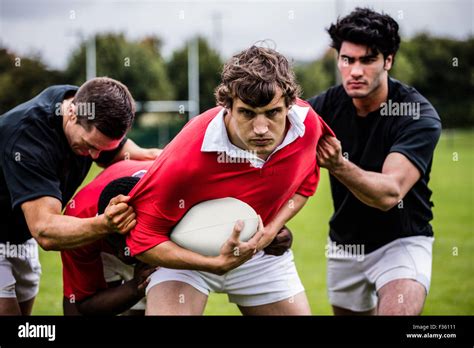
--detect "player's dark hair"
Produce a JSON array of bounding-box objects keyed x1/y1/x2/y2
[
  {"x1": 215, "y1": 45, "x2": 301, "y2": 109},
  {"x1": 98, "y1": 176, "x2": 140, "y2": 264},
  {"x1": 73, "y1": 77, "x2": 135, "y2": 139},
  {"x1": 327, "y1": 7, "x2": 400, "y2": 62},
  {"x1": 98, "y1": 176, "x2": 140, "y2": 215}
]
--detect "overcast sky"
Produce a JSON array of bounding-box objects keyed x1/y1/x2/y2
[{"x1": 0, "y1": 0, "x2": 472, "y2": 70}]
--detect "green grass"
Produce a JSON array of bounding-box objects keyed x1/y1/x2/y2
[{"x1": 32, "y1": 129, "x2": 474, "y2": 315}]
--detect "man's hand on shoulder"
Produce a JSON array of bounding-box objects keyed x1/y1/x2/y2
[
  {"x1": 317, "y1": 135, "x2": 345, "y2": 173},
  {"x1": 99, "y1": 194, "x2": 137, "y2": 235}
]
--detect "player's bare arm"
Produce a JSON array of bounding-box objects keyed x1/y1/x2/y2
[
  {"x1": 71, "y1": 262, "x2": 155, "y2": 316},
  {"x1": 21, "y1": 194, "x2": 136, "y2": 250},
  {"x1": 101, "y1": 138, "x2": 162, "y2": 167},
  {"x1": 317, "y1": 135, "x2": 420, "y2": 211},
  {"x1": 256, "y1": 193, "x2": 307, "y2": 251},
  {"x1": 137, "y1": 218, "x2": 264, "y2": 275}
]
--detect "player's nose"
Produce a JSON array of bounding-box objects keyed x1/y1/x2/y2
[
  {"x1": 89, "y1": 149, "x2": 101, "y2": 159},
  {"x1": 350, "y1": 63, "x2": 363, "y2": 78},
  {"x1": 253, "y1": 115, "x2": 269, "y2": 135}
]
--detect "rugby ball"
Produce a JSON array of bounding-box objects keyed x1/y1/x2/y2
[{"x1": 170, "y1": 198, "x2": 259, "y2": 256}]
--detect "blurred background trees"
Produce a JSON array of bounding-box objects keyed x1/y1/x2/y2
[
  {"x1": 64, "y1": 33, "x2": 175, "y2": 109},
  {"x1": 0, "y1": 48, "x2": 63, "y2": 112},
  {"x1": 0, "y1": 33, "x2": 472, "y2": 141},
  {"x1": 167, "y1": 37, "x2": 223, "y2": 113}
]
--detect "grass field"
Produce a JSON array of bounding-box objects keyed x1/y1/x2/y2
[{"x1": 32, "y1": 129, "x2": 474, "y2": 315}]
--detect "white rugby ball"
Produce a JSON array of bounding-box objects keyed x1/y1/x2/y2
[{"x1": 170, "y1": 198, "x2": 259, "y2": 256}]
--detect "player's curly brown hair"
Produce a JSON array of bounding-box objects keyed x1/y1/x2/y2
[{"x1": 215, "y1": 46, "x2": 301, "y2": 109}]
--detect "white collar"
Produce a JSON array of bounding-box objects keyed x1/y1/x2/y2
[{"x1": 201, "y1": 104, "x2": 310, "y2": 168}]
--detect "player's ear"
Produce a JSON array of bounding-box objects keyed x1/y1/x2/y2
[
  {"x1": 68, "y1": 100, "x2": 74, "y2": 114},
  {"x1": 226, "y1": 99, "x2": 235, "y2": 115},
  {"x1": 384, "y1": 54, "x2": 394, "y2": 71},
  {"x1": 67, "y1": 102, "x2": 78, "y2": 121}
]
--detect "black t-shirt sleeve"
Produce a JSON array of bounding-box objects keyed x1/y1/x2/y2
[
  {"x1": 95, "y1": 137, "x2": 128, "y2": 166},
  {"x1": 1, "y1": 132, "x2": 62, "y2": 209},
  {"x1": 307, "y1": 92, "x2": 329, "y2": 121},
  {"x1": 389, "y1": 106, "x2": 442, "y2": 176}
]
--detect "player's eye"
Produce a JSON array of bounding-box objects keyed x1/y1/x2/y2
[
  {"x1": 360, "y1": 57, "x2": 377, "y2": 64},
  {"x1": 240, "y1": 109, "x2": 255, "y2": 117},
  {"x1": 266, "y1": 108, "x2": 280, "y2": 117}
]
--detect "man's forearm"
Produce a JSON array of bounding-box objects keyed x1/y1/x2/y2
[
  {"x1": 76, "y1": 280, "x2": 142, "y2": 316},
  {"x1": 109, "y1": 139, "x2": 160, "y2": 165},
  {"x1": 137, "y1": 241, "x2": 220, "y2": 273},
  {"x1": 33, "y1": 214, "x2": 110, "y2": 250},
  {"x1": 317, "y1": 136, "x2": 418, "y2": 212},
  {"x1": 331, "y1": 160, "x2": 400, "y2": 211},
  {"x1": 269, "y1": 193, "x2": 307, "y2": 232},
  {"x1": 257, "y1": 193, "x2": 307, "y2": 250}
]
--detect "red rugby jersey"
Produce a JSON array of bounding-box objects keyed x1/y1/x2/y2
[
  {"x1": 127, "y1": 99, "x2": 333, "y2": 256},
  {"x1": 61, "y1": 160, "x2": 153, "y2": 302}
]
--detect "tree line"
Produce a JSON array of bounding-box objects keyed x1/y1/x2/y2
[{"x1": 1, "y1": 33, "x2": 472, "y2": 128}]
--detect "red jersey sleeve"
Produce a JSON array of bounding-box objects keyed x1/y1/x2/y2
[
  {"x1": 296, "y1": 164, "x2": 318, "y2": 197},
  {"x1": 125, "y1": 205, "x2": 172, "y2": 256},
  {"x1": 295, "y1": 103, "x2": 335, "y2": 197}
]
